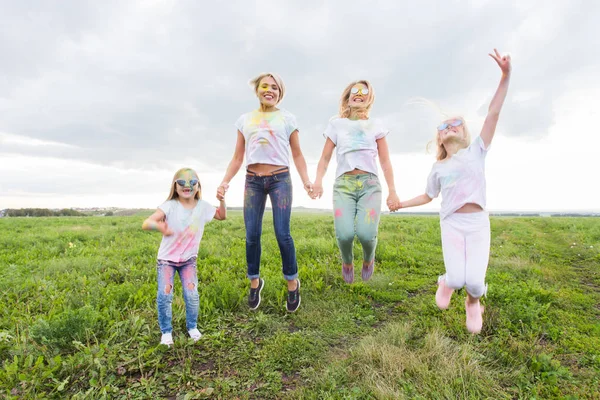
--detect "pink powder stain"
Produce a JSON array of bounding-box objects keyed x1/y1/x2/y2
[
  {"x1": 180, "y1": 266, "x2": 196, "y2": 281},
  {"x1": 159, "y1": 268, "x2": 175, "y2": 287},
  {"x1": 335, "y1": 208, "x2": 343, "y2": 217},
  {"x1": 364, "y1": 208, "x2": 377, "y2": 224}
]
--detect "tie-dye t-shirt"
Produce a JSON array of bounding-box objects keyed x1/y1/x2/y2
[
  {"x1": 235, "y1": 109, "x2": 298, "y2": 167},
  {"x1": 324, "y1": 117, "x2": 389, "y2": 178},
  {"x1": 426, "y1": 136, "x2": 490, "y2": 220},
  {"x1": 156, "y1": 199, "x2": 216, "y2": 262}
]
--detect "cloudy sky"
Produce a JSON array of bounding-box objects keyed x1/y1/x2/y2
[{"x1": 1, "y1": 0, "x2": 598, "y2": 212}]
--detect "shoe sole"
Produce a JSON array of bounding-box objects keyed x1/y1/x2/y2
[
  {"x1": 287, "y1": 279, "x2": 301, "y2": 313},
  {"x1": 249, "y1": 279, "x2": 264, "y2": 311}
]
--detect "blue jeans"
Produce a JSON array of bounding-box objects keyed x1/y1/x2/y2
[
  {"x1": 156, "y1": 258, "x2": 199, "y2": 334},
  {"x1": 333, "y1": 173, "x2": 382, "y2": 265},
  {"x1": 244, "y1": 171, "x2": 298, "y2": 281}
]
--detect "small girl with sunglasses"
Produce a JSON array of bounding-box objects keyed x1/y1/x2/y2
[
  {"x1": 400, "y1": 49, "x2": 511, "y2": 334},
  {"x1": 143, "y1": 168, "x2": 226, "y2": 346}
]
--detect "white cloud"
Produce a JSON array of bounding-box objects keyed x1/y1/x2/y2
[{"x1": 0, "y1": 0, "x2": 598, "y2": 211}]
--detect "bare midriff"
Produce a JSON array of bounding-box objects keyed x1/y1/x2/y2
[
  {"x1": 455, "y1": 203, "x2": 484, "y2": 213},
  {"x1": 247, "y1": 163, "x2": 288, "y2": 176},
  {"x1": 344, "y1": 168, "x2": 369, "y2": 175}
]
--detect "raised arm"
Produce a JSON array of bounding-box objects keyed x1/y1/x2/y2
[
  {"x1": 289, "y1": 130, "x2": 313, "y2": 195},
  {"x1": 311, "y1": 138, "x2": 336, "y2": 199},
  {"x1": 142, "y1": 209, "x2": 173, "y2": 235},
  {"x1": 217, "y1": 131, "x2": 245, "y2": 201},
  {"x1": 480, "y1": 48, "x2": 512, "y2": 148},
  {"x1": 399, "y1": 194, "x2": 432, "y2": 209},
  {"x1": 376, "y1": 137, "x2": 401, "y2": 211}
]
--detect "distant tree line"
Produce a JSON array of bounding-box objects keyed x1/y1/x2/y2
[{"x1": 4, "y1": 208, "x2": 86, "y2": 217}]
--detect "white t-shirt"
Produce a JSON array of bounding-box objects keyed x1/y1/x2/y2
[
  {"x1": 323, "y1": 117, "x2": 389, "y2": 178},
  {"x1": 156, "y1": 199, "x2": 216, "y2": 262},
  {"x1": 426, "y1": 136, "x2": 490, "y2": 220},
  {"x1": 235, "y1": 109, "x2": 298, "y2": 167}
]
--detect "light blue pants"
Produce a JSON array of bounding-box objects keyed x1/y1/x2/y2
[
  {"x1": 156, "y1": 258, "x2": 199, "y2": 334},
  {"x1": 332, "y1": 173, "x2": 382, "y2": 265}
]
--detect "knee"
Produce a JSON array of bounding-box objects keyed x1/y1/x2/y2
[
  {"x1": 356, "y1": 229, "x2": 376, "y2": 245},
  {"x1": 246, "y1": 230, "x2": 261, "y2": 244},
  {"x1": 336, "y1": 231, "x2": 355, "y2": 245},
  {"x1": 465, "y1": 281, "x2": 487, "y2": 298},
  {"x1": 444, "y1": 275, "x2": 465, "y2": 290},
  {"x1": 274, "y1": 227, "x2": 292, "y2": 244},
  {"x1": 157, "y1": 284, "x2": 174, "y2": 301}
]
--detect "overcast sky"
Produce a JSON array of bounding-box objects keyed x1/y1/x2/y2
[{"x1": 1, "y1": 0, "x2": 598, "y2": 212}]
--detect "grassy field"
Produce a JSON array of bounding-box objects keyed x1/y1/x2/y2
[{"x1": 0, "y1": 212, "x2": 599, "y2": 399}]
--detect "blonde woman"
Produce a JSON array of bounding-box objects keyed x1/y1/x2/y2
[
  {"x1": 311, "y1": 80, "x2": 400, "y2": 283},
  {"x1": 217, "y1": 73, "x2": 312, "y2": 313},
  {"x1": 400, "y1": 49, "x2": 512, "y2": 334}
]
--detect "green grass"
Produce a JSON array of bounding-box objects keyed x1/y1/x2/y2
[{"x1": 0, "y1": 213, "x2": 599, "y2": 399}]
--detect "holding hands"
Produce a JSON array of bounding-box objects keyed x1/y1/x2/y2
[
  {"x1": 303, "y1": 181, "x2": 314, "y2": 196},
  {"x1": 216, "y1": 182, "x2": 229, "y2": 201},
  {"x1": 310, "y1": 180, "x2": 323, "y2": 199},
  {"x1": 387, "y1": 192, "x2": 401, "y2": 212}
]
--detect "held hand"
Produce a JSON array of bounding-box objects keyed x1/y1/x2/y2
[
  {"x1": 311, "y1": 181, "x2": 324, "y2": 200},
  {"x1": 216, "y1": 182, "x2": 229, "y2": 201},
  {"x1": 387, "y1": 193, "x2": 401, "y2": 212},
  {"x1": 303, "y1": 181, "x2": 314, "y2": 196},
  {"x1": 489, "y1": 48, "x2": 511, "y2": 76}
]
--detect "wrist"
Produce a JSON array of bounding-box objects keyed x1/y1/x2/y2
[{"x1": 388, "y1": 188, "x2": 397, "y2": 194}]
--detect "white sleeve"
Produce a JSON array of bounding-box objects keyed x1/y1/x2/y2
[
  {"x1": 158, "y1": 201, "x2": 172, "y2": 216},
  {"x1": 374, "y1": 120, "x2": 389, "y2": 140},
  {"x1": 323, "y1": 120, "x2": 337, "y2": 144},
  {"x1": 234, "y1": 114, "x2": 246, "y2": 135},
  {"x1": 200, "y1": 201, "x2": 217, "y2": 224},
  {"x1": 425, "y1": 168, "x2": 440, "y2": 199},
  {"x1": 285, "y1": 113, "x2": 299, "y2": 137},
  {"x1": 472, "y1": 136, "x2": 490, "y2": 157}
]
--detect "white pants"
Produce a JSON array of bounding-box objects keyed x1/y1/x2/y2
[{"x1": 440, "y1": 211, "x2": 490, "y2": 298}]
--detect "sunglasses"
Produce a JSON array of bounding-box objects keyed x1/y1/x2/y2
[
  {"x1": 350, "y1": 87, "x2": 369, "y2": 95},
  {"x1": 437, "y1": 119, "x2": 463, "y2": 131},
  {"x1": 176, "y1": 179, "x2": 199, "y2": 187}
]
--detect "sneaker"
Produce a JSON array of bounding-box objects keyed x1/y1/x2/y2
[
  {"x1": 465, "y1": 298, "x2": 484, "y2": 334},
  {"x1": 188, "y1": 328, "x2": 202, "y2": 342},
  {"x1": 160, "y1": 332, "x2": 173, "y2": 346},
  {"x1": 342, "y1": 264, "x2": 354, "y2": 284},
  {"x1": 248, "y1": 278, "x2": 264, "y2": 310},
  {"x1": 286, "y1": 279, "x2": 301, "y2": 313},
  {"x1": 435, "y1": 277, "x2": 454, "y2": 310},
  {"x1": 361, "y1": 260, "x2": 375, "y2": 281}
]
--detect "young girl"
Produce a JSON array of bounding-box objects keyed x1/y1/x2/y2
[
  {"x1": 216, "y1": 72, "x2": 312, "y2": 313},
  {"x1": 143, "y1": 168, "x2": 226, "y2": 346},
  {"x1": 311, "y1": 80, "x2": 400, "y2": 283},
  {"x1": 400, "y1": 49, "x2": 511, "y2": 334}
]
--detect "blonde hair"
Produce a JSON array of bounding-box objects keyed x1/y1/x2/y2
[
  {"x1": 338, "y1": 80, "x2": 375, "y2": 119},
  {"x1": 249, "y1": 72, "x2": 286, "y2": 104},
  {"x1": 166, "y1": 168, "x2": 201, "y2": 201},
  {"x1": 427, "y1": 117, "x2": 471, "y2": 161}
]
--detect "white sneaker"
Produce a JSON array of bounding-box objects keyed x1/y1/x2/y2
[
  {"x1": 160, "y1": 332, "x2": 173, "y2": 346},
  {"x1": 188, "y1": 328, "x2": 202, "y2": 342}
]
